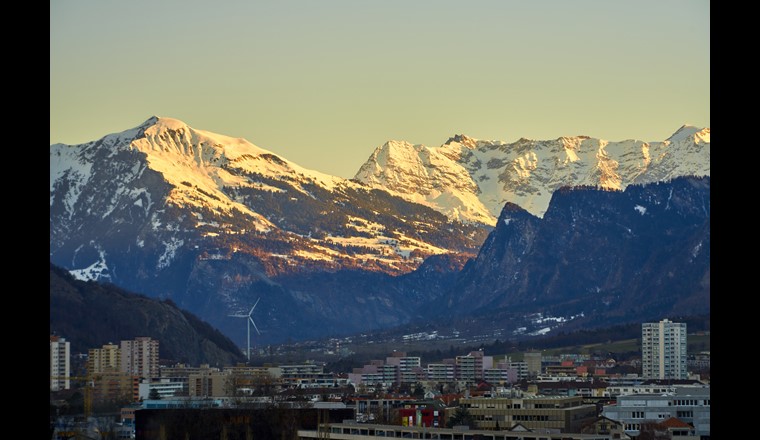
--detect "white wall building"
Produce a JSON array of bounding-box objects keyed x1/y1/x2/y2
[{"x1": 602, "y1": 386, "x2": 710, "y2": 437}]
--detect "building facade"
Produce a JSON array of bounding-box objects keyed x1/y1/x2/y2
[
  {"x1": 641, "y1": 319, "x2": 687, "y2": 380},
  {"x1": 602, "y1": 386, "x2": 710, "y2": 438},
  {"x1": 427, "y1": 363, "x2": 455, "y2": 382},
  {"x1": 455, "y1": 350, "x2": 493, "y2": 382},
  {"x1": 91, "y1": 371, "x2": 140, "y2": 404},
  {"x1": 139, "y1": 378, "x2": 186, "y2": 400},
  {"x1": 88, "y1": 343, "x2": 121, "y2": 374},
  {"x1": 524, "y1": 351, "x2": 542, "y2": 377},
  {"x1": 188, "y1": 368, "x2": 229, "y2": 397},
  {"x1": 386, "y1": 353, "x2": 423, "y2": 383},
  {"x1": 50, "y1": 335, "x2": 71, "y2": 391},
  {"x1": 121, "y1": 337, "x2": 160, "y2": 379},
  {"x1": 459, "y1": 395, "x2": 598, "y2": 432}
]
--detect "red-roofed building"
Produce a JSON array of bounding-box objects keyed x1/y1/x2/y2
[
  {"x1": 634, "y1": 417, "x2": 699, "y2": 439},
  {"x1": 657, "y1": 417, "x2": 698, "y2": 438}
]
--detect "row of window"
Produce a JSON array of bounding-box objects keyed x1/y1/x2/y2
[
  {"x1": 674, "y1": 399, "x2": 709, "y2": 406},
  {"x1": 513, "y1": 415, "x2": 550, "y2": 422}
]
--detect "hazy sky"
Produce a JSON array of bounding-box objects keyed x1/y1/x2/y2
[{"x1": 50, "y1": 0, "x2": 709, "y2": 179}]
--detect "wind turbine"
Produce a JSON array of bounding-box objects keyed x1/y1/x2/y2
[{"x1": 229, "y1": 297, "x2": 261, "y2": 361}]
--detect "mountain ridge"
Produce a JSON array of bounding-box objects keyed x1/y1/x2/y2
[
  {"x1": 354, "y1": 125, "x2": 709, "y2": 223},
  {"x1": 50, "y1": 116, "x2": 488, "y2": 347},
  {"x1": 426, "y1": 175, "x2": 710, "y2": 335},
  {"x1": 50, "y1": 262, "x2": 246, "y2": 366},
  {"x1": 50, "y1": 116, "x2": 709, "y2": 346}
]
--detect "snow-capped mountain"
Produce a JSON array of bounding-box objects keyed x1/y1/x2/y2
[
  {"x1": 50, "y1": 116, "x2": 709, "y2": 347},
  {"x1": 50, "y1": 116, "x2": 485, "y2": 276},
  {"x1": 354, "y1": 127, "x2": 710, "y2": 224},
  {"x1": 50, "y1": 116, "x2": 487, "y2": 346}
]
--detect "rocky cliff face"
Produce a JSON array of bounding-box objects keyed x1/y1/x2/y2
[{"x1": 427, "y1": 176, "x2": 710, "y2": 333}]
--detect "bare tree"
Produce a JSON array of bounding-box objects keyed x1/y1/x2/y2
[{"x1": 92, "y1": 415, "x2": 120, "y2": 440}]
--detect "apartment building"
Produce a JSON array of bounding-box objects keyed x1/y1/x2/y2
[
  {"x1": 121, "y1": 336, "x2": 159, "y2": 379},
  {"x1": 524, "y1": 351, "x2": 542, "y2": 377},
  {"x1": 88, "y1": 343, "x2": 121, "y2": 374},
  {"x1": 91, "y1": 371, "x2": 140, "y2": 403},
  {"x1": 641, "y1": 319, "x2": 687, "y2": 380},
  {"x1": 386, "y1": 352, "x2": 423, "y2": 383},
  {"x1": 50, "y1": 335, "x2": 71, "y2": 391},
  {"x1": 188, "y1": 367, "x2": 228, "y2": 397},
  {"x1": 427, "y1": 363, "x2": 455, "y2": 382},
  {"x1": 455, "y1": 350, "x2": 494, "y2": 382},
  {"x1": 278, "y1": 363, "x2": 348, "y2": 387}
]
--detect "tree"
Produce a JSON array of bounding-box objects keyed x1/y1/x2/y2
[
  {"x1": 148, "y1": 388, "x2": 161, "y2": 400},
  {"x1": 446, "y1": 406, "x2": 476, "y2": 428},
  {"x1": 93, "y1": 415, "x2": 119, "y2": 440},
  {"x1": 636, "y1": 421, "x2": 670, "y2": 440},
  {"x1": 412, "y1": 383, "x2": 425, "y2": 399}
]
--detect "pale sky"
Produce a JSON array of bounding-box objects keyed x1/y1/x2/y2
[{"x1": 50, "y1": 0, "x2": 709, "y2": 179}]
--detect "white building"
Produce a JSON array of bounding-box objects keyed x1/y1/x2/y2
[
  {"x1": 50, "y1": 335, "x2": 71, "y2": 391},
  {"x1": 139, "y1": 378, "x2": 186, "y2": 400},
  {"x1": 602, "y1": 386, "x2": 710, "y2": 437},
  {"x1": 641, "y1": 319, "x2": 687, "y2": 380}
]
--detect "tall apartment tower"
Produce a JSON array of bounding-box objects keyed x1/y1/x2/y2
[
  {"x1": 121, "y1": 337, "x2": 159, "y2": 379},
  {"x1": 50, "y1": 335, "x2": 71, "y2": 391},
  {"x1": 524, "y1": 351, "x2": 542, "y2": 377},
  {"x1": 88, "y1": 343, "x2": 122, "y2": 374},
  {"x1": 641, "y1": 319, "x2": 687, "y2": 380}
]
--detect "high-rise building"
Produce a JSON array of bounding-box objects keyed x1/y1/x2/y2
[
  {"x1": 455, "y1": 350, "x2": 493, "y2": 381},
  {"x1": 524, "y1": 351, "x2": 542, "y2": 377},
  {"x1": 50, "y1": 335, "x2": 71, "y2": 391},
  {"x1": 88, "y1": 343, "x2": 121, "y2": 374},
  {"x1": 121, "y1": 337, "x2": 159, "y2": 379},
  {"x1": 386, "y1": 352, "x2": 422, "y2": 383},
  {"x1": 641, "y1": 319, "x2": 687, "y2": 380}
]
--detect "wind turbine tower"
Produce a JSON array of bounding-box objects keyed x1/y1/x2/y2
[{"x1": 229, "y1": 297, "x2": 261, "y2": 361}]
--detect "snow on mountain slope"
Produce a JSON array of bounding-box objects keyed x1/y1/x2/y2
[
  {"x1": 354, "y1": 127, "x2": 710, "y2": 224},
  {"x1": 50, "y1": 116, "x2": 486, "y2": 281},
  {"x1": 353, "y1": 138, "x2": 492, "y2": 225}
]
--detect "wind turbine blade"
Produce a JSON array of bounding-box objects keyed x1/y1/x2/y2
[
  {"x1": 250, "y1": 317, "x2": 261, "y2": 335},
  {"x1": 248, "y1": 297, "x2": 261, "y2": 316},
  {"x1": 229, "y1": 314, "x2": 248, "y2": 318}
]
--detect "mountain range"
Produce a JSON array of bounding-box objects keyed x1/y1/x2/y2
[
  {"x1": 49, "y1": 116, "x2": 710, "y2": 349},
  {"x1": 355, "y1": 126, "x2": 709, "y2": 223}
]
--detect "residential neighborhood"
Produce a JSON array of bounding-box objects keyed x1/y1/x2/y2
[{"x1": 50, "y1": 319, "x2": 710, "y2": 439}]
